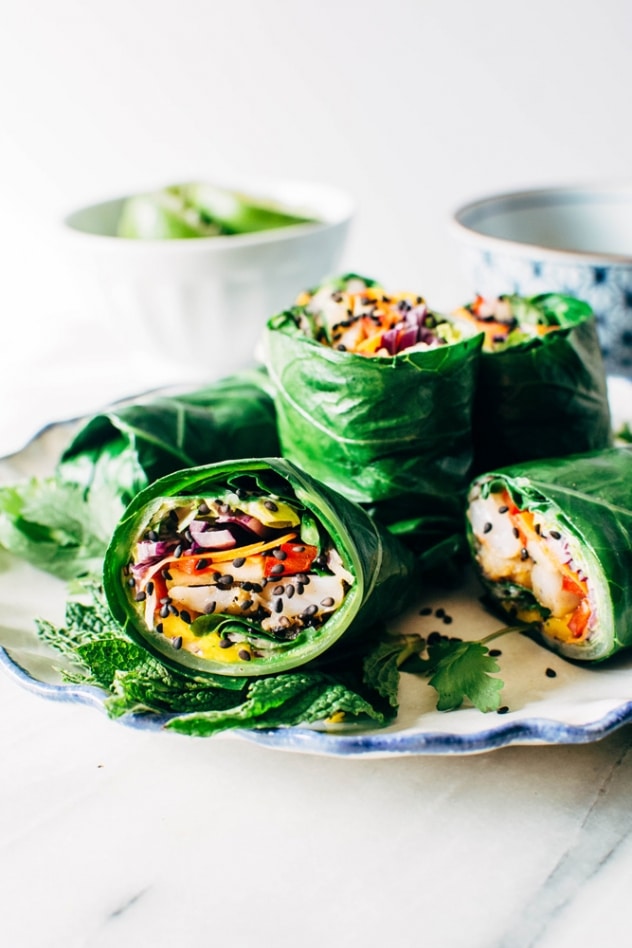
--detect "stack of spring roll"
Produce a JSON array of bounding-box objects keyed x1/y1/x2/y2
[{"x1": 5, "y1": 272, "x2": 624, "y2": 683}]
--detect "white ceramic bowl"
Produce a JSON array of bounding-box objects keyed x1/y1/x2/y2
[
  {"x1": 63, "y1": 178, "x2": 353, "y2": 374},
  {"x1": 450, "y1": 183, "x2": 632, "y2": 376}
]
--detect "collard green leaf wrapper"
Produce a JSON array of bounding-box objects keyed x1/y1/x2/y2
[
  {"x1": 263, "y1": 310, "x2": 484, "y2": 526},
  {"x1": 467, "y1": 447, "x2": 632, "y2": 662},
  {"x1": 467, "y1": 294, "x2": 611, "y2": 474},
  {"x1": 103, "y1": 458, "x2": 419, "y2": 678},
  {"x1": 58, "y1": 370, "x2": 280, "y2": 521}
]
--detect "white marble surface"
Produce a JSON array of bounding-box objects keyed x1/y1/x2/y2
[
  {"x1": 3, "y1": 2, "x2": 632, "y2": 946},
  {"x1": 2, "y1": 665, "x2": 632, "y2": 948}
]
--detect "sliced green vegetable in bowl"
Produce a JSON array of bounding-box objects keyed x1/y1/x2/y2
[
  {"x1": 117, "y1": 182, "x2": 317, "y2": 239},
  {"x1": 103, "y1": 458, "x2": 419, "y2": 677},
  {"x1": 466, "y1": 446, "x2": 632, "y2": 662},
  {"x1": 454, "y1": 292, "x2": 612, "y2": 473}
]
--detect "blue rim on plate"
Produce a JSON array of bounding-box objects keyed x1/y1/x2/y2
[{"x1": 2, "y1": 644, "x2": 632, "y2": 757}]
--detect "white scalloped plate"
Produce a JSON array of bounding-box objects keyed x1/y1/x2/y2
[{"x1": 1, "y1": 377, "x2": 632, "y2": 757}]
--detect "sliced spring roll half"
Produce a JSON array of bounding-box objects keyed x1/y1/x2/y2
[
  {"x1": 454, "y1": 292, "x2": 611, "y2": 472},
  {"x1": 104, "y1": 458, "x2": 417, "y2": 677},
  {"x1": 264, "y1": 275, "x2": 483, "y2": 517},
  {"x1": 466, "y1": 448, "x2": 632, "y2": 662}
]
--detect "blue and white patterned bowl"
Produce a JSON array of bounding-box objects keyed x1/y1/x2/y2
[{"x1": 450, "y1": 184, "x2": 632, "y2": 376}]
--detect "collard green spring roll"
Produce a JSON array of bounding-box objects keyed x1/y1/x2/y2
[
  {"x1": 466, "y1": 447, "x2": 632, "y2": 662},
  {"x1": 263, "y1": 275, "x2": 484, "y2": 524},
  {"x1": 454, "y1": 293, "x2": 611, "y2": 473},
  {"x1": 103, "y1": 458, "x2": 418, "y2": 677}
]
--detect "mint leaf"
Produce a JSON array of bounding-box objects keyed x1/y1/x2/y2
[
  {"x1": 166, "y1": 672, "x2": 385, "y2": 736},
  {"x1": 362, "y1": 634, "x2": 421, "y2": 708}
]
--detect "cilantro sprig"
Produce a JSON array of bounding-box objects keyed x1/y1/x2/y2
[{"x1": 400, "y1": 625, "x2": 526, "y2": 712}]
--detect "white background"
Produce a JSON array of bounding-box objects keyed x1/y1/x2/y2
[{"x1": 2, "y1": 0, "x2": 631, "y2": 366}]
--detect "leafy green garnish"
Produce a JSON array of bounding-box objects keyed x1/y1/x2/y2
[
  {"x1": 0, "y1": 479, "x2": 108, "y2": 579},
  {"x1": 398, "y1": 625, "x2": 527, "y2": 713}
]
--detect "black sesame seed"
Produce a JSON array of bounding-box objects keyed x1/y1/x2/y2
[
  {"x1": 148, "y1": 530, "x2": 159, "y2": 541},
  {"x1": 272, "y1": 584, "x2": 285, "y2": 596},
  {"x1": 160, "y1": 604, "x2": 170, "y2": 618},
  {"x1": 217, "y1": 574, "x2": 233, "y2": 586},
  {"x1": 512, "y1": 527, "x2": 520, "y2": 538},
  {"x1": 419, "y1": 606, "x2": 432, "y2": 616},
  {"x1": 296, "y1": 583, "x2": 304, "y2": 595},
  {"x1": 550, "y1": 530, "x2": 561, "y2": 540},
  {"x1": 174, "y1": 544, "x2": 183, "y2": 558},
  {"x1": 219, "y1": 637, "x2": 232, "y2": 648},
  {"x1": 489, "y1": 648, "x2": 502, "y2": 657},
  {"x1": 499, "y1": 505, "x2": 509, "y2": 514},
  {"x1": 535, "y1": 523, "x2": 541, "y2": 535},
  {"x1": 520, "y1": 548, "x2": 529, "y2": 561},
  {"x1": 269, "y1": 563, "x2": 285, "y2": 575},
  {"x1": 250, "y1": 583, "x2": 263, "y2": 593},
  {"x1": 241, "y1": 599, "x2": 254, "y2": 611},
  {"x1": 427, "y1": 631, "x2": 442, "y2": 644},
  {"x1": 134, "y1": 591, "x2": 146, "y2": 602},
  {"x1": 146, "y1": 581, "x2": 155, "y2": 595},
  {"x1": 483, "y1": 522, "x2": 493, "y2": 534},
  {"x1": 204, "y1": 601, "x2": 216, "y2": 614},
  {"x1": 168, "y1": 604, "x2": 179, "y2": 616},
  {"x1": 292, "y1": 545, "x2": 305, "y2": 552},
  {"x1": 212, "y1": 571, "x2": 222, "y2": 581},
  {"x1": 264, "y1": 500, "x2": 279, "y2": 512},
  {"x1": 272, "y1": 548, "x2": 287, "y2": 561},
  {"x1": 303, "y1": 604, "x2": 318, "y2": 616},
  {"x1": 180, "y1": 610, "x2": 192, "y2": 625},
  {"x1": 442, "y1": 615, "x2": 453, "y2": 625},
  {"x1": 232, "y1": 556, "x2": 246, "y2": 568},
  {"x1": 320, "y1": 597, "x2": 335, "y2": 607},
  {"x1": 195, "y1": 558, "x2": 209, "y2": 571},
  {"x1": 435, "y1": 608, "x2": 445, "y2": 618},
  {"x1": 286, "y1": 584, "x2": 295, "y2": 599},
  {"x1": 172, "y1": 636, "x2": 183, "y2": 650},
  {"x1": 296, "y1": 573, "x2": 309, "y2": 585},
  {"x1": 156, "y1": 623, "x2": 164, "y2": 634},
  {"x1": 545, "y1": 667, "x2": 557, "y2": 678},
  {"x1": 198, "y1": 502, "x2": 210, "y2": 515},
  {"x1": 497, "y1": 706, "x2": 509, "y2": 714},
  {"x1": 274, "y1": 598, "x2": 284, "y2": 613},
  {"x1": 162, "y1": 569, "x2": 172, "y2": 580},
  {"x1": 127, "y1": 577, "x2": 136, "y2": 587},
  {"x1": 238, "y1": 649, "x2": 251, "y2": 661}
]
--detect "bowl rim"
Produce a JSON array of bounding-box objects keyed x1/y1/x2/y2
[
  {"x1": 450, "y1": 182, "x2": 632, "y2": 265},
  {"x1": 61, "y1": 177, "x2": 355, "y2": 250}
]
